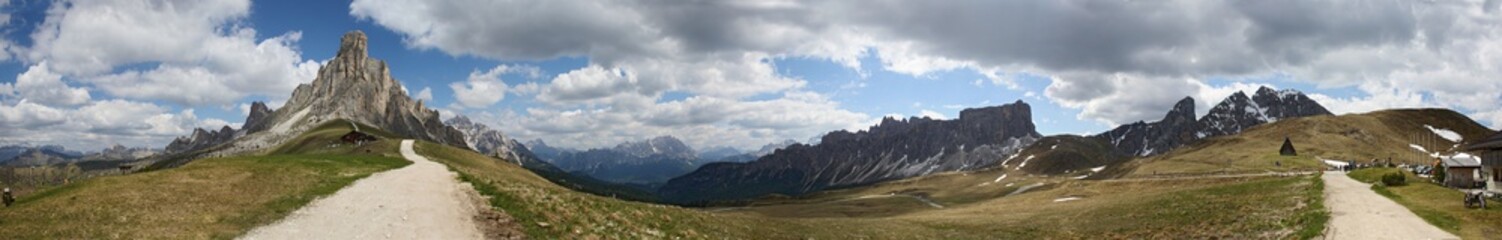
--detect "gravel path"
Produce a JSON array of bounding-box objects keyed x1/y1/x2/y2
[
  {"x1": 241, "y1": 140, "x2": 485, "y2": 239},
  {"x1": 1323, "y1": 171, "x2": 1457, "y2": 240}
]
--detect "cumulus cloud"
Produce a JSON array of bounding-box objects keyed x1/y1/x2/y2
[
  {"x1": 26, "y1": 0, "x2": 320, "y2": 107},
  {"x1": 0, "y1": 99, "x2": 228, "y2": 150},
  {"x1": 414, "y1": 87, "x2": 433, "y2": 103},
  {"x1": 5, "y1": 62, "x2": 90, "y2": 107},
  {"x1": 0, "y1": 0, "x2": 320, "y2": 150},
  {"x1": 474, "y1": 91, "x2": 869, "y2": 150},
  {"x1": 352, "y1": 0, "x2": 1502, "y2": 147},
  {"x1": 451, "y1": 65, "x2": 535, "y2": 108}
]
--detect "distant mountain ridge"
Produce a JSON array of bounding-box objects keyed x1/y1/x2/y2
[
  {"x1": 1, "y1": 144, "x2": 158, "y2": 167},
  {"x1": 659, "y1": 100, "x2": 1040, "y2": 204},
  {"x1": 532, "y1": 136, "x2": 697, "y2": 184}
]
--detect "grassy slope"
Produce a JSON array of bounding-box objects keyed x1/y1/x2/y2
[
  {"x1": 0, "y1": 120, "x2": 409, "y2": 239},
  {"x1": 1011, "y1": 135, "x2": 1128, "y2": 176},
  {"x1": 417, "y1": 140, "x2": 1328, "y2": 239},
  {"x1": 1348, "y1": 168, "x2": 1502, "y2": 239},
  {"x1": 1126, "y1": 109, "x2": 1494, "y2": 176}
]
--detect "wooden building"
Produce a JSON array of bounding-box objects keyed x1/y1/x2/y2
[{"x1": 1464, "y1": 132, "x2": 1502, "y2": 194}]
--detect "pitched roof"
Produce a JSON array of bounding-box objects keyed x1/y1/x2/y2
[
  {"x1": 1441, "y1": 154, "x2": 1481, "y2": 167},
  {"x1": 1465, "y1": 131, "x2": 1502, "y2": 151}
]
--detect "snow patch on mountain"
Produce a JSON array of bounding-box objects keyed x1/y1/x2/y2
[{"x1": 1423, "y1": 125, "x2": 1463, "y2": 142}]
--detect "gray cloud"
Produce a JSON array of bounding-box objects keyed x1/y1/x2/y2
[{"x1": 353, "y1": 0, "x2": 1502, "y2": 147}]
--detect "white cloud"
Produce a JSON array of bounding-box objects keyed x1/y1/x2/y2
[
  {"x1": 25, "y1": 0, "x2": 320, "y2": 107},
  {"x1": 471, "y1": 91, "x2": 869, "y2": 150},
  {"x1": 6, "y1": 62, "x2": 90, "y2": 107},
  {"x1": 415, "y1": 87, "x2": 433, "y2": 103},
  {"x1": 0, "y1": 99, "x2": 226, "y2": 150},
  {"x1": 354, "y1": 0, "x2": 1502, "y2": 144},
  {"x1": 0, "y1": 100, "x2": 66, "y2": 129},
  {"x1": 451, "y1": 65, "x2": 535, "y2": 109},
  {"x1": 919, "y1": 110, "x2": 948, "y2": 120}
]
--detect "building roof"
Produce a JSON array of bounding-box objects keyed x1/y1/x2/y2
[
  {"x1": 1465, "y1": 131, "x2": 1502, "y2": 151},
  {"x1": 1441, "y1": 154, "x2": 1482, "y2": 167}
]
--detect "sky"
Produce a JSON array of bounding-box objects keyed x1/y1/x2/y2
[{"x1": 1, "y1": 0, "x2": 1501, "y2": 153}]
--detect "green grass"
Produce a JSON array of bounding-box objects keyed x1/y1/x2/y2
[
  {"x1": 0, "y1": 118, "x2": 413, "y2": 239},
  {"x1": 0, "y1": 154, "x2": 408, "y2": 239}
]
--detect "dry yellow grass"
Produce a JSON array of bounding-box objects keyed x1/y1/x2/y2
[
  {"x1": 418, "y1": 140, "x2": 1327, "y2": 239},
  {"x1": 1127, "y1": 109, "x2": 1494, "y2": 177},
  {"x1": 0, "y1": 154, "x2": 407, "y2": 239}
]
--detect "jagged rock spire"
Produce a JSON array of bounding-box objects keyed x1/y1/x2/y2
[{"x1": 338, "y1": 30, "x2": 368, "y2": 61}]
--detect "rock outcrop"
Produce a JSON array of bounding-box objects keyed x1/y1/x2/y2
[
  {"x1": 445, "y1": 115, "x2": 539, "y2": 166},
  {"x1": 1093, "y1": 97, "x2": 1200, "y2": 156},
  {"x1": 242, "y1": 101, "x2": 274, "y2": 134},
  {"x1": 659, "y1": 101, "x2": 1040, "y2": 204},
  {"x1": 165, "y1": 126, "x2": 240, "y2": 154}
]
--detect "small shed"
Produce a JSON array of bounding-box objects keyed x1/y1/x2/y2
[
  {"x1": 1440, "y1": 154, "x2": 1483, "y2": 188},
  {"x1": 341, "y1": 131, "x2": 378, "y2": 145},
  {"x1": 1279, "y1": 137, "x2": 1298, "y2": 156},
  {"x1": 1464, "y1": 132, "x2": 1502, "y2": 194}
]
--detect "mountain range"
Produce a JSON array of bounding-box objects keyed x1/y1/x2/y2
[
  {"x1": 126, "y1": 31, "x2": 1337, "y2": 208},
  {"x1": 527, "y1": 136, "x2": 782, "y2": 185},
  {"x1": 1, "y1": 144, "x2": 158, "y2": 167},
  {"x1": 659, "y1": 101, "x2": 1041, "y2": 204}
]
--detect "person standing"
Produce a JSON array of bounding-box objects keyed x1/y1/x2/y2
[{"x1": 3, "y1": 188, "x2": 14, "y2": 207}]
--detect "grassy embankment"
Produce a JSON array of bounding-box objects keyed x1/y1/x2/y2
[
  {"x1": 417, "y1": 140, "x2": 1328, "y2": 239},
  {"x1": 0, "y1": 120, "x2": 409, "y2": 239},
  {"x1": 1348, "y1": 168, "x2": 1502, "y2": 239}
]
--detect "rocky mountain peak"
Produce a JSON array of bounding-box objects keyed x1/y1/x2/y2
[
  {"x1": 614, "y1": 136, "x2": 696, "y2": 159},
  {"x1": 338, "y1": 30, "x2": 368, "y2": 61},
  {"x1": 252, "y1": 30, "x2": 467, "y2": 148},
  {"x1": 157, "y1": 30, "x2": 470, "y2": 164},
  {"x1": 1093, "y1": 97, "x2": 1200, "y2": 156},
  {"x1": 165, "y1": 125, "x2": 238, "y2": 154},
  {"x1": 1198, "y1": 86, "x2": 1331, "y2": 139},
  {"x1": 1165, "y1": 97, "x2": 1196, "y2": 123},
  {"x1": 243, "y1": 101, "x2": 274, "y2": 133},
  {"x1": 1255, "y1": 86, "x2": 1278, "y2": 96},
  {"x1": 444, "y1": 115, "x2": 539, "y2": 166}
]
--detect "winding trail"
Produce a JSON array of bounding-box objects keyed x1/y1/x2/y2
[
  {"x1": 241, "y1": 140, "x2": 484, "y2": 239},
  {"x1": 1323, "y1": 171, "x2": 1457, "y2": 240}
]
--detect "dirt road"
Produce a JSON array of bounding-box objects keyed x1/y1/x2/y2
[
  {"x1": 241, "y1": 140, "x2": 485, "y2": 239},
  {"x1": 1323, "y1": 171, "x2": 1457, "y2": 240}
]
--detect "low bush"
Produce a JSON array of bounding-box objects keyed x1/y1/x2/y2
[{"x1": 1381, "y1": 172, "x2": 1407, "y2": 186}]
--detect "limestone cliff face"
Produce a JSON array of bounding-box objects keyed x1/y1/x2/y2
[{"x1": 262, "y1": 30, "x2": 467, "y2": 148}]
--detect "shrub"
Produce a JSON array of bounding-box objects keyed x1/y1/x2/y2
[{"x1": 1381, "y1": 172, "x2": 1407, "y2": 186}]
